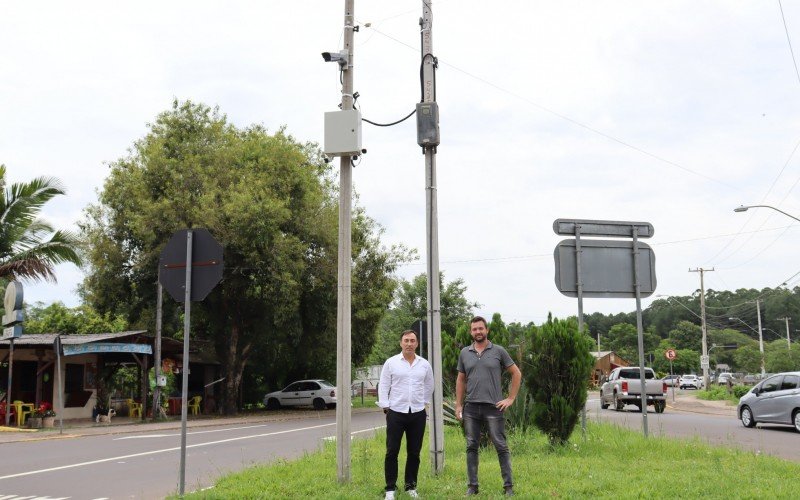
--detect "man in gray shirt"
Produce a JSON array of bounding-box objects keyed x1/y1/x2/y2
[{"x1": 455, "y1": 316, "x2": 522, "y2": 496}]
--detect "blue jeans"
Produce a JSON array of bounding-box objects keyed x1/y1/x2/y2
[{"x1": 464, "y1": 402, "x2": 512, "y2": 489}]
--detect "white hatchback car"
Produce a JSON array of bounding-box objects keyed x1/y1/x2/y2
[
  {"x1": 680, "y1": 374, "x2": 702, "y2": 390},
  {"x1": 264, "y1": 379, "x2": 337, "y2": 411}
]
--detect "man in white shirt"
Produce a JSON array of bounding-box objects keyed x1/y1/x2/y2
[{"x1": 378, "y1": 330, "x2": 434, "y2": 499}]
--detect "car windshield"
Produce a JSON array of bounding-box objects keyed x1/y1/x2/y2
[
  {"x1": 619, "y1": 369, "x2": 654, "y2": 379},
  {"x1": 318, "y1": 380, "x2": 335, "y2": 387}
]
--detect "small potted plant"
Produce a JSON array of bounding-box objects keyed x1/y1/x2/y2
[
  {"x1": 41, "y1": 403, "x2": 57, "y2": 428},
  {"x1": 28, "y1": 402, "x2": 54, "y2": 429}
]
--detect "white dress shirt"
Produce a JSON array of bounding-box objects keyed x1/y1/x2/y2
[{"x1": 378, "y1": 353, "x2": 434, "y2": 413}]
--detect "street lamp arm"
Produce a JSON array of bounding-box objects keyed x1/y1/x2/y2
[{"x1": 734, "y1": 205, "x2": 800, "y2": 223}]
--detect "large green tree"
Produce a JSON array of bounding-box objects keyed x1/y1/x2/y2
[
  {"x1": 0, "y1": 165, "x2": 82, "y2": 282},
  {"x1": 366, "y1": 272, "x2": 478, "y2": 366},
  {"x1": 81, "y1": 101, "x2": 404, "y2": 413},
  {"x1": 25, "y1": 301, "x2": 127, "y2": 334}
]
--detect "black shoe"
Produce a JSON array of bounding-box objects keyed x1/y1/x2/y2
[
  {"x1": 466, "y1": 486, "x2": 479, "y2": 496},
  {"x1": 504, "y1": 486, "x2": 514, "y2": 496}
]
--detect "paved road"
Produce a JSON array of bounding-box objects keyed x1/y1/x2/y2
[
  {"x1": 586, "y1": 395, "x2": 800, "y2": 462},
  {"x1": 0, "y1": 410, "x2": 386, "y2": 499}
]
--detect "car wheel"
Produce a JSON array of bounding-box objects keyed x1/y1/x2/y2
[
  {"x1": 741, "y1": 406, "x2": 756, "y2": 428},
  {"x1": 793, "y1": 410, "x2": 800, "y2": 433},
  {"x1": 613, "y1": 392, "x2": 624, "y2": 411},
  {"x1": 655, "y1": 401, "x2": 665, "y2": 414},
  {"x1": 600, "y1": 391, "x2": 609, "y2": 410},
  {"x1": 266, "y1": 398, "x2": 281, "y2": 410},
  {"x1": 313, "y1": 398, "x2": 326, "y2": 411}
]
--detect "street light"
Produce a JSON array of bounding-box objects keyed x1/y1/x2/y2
[{"x1": 734, "y1": 204, "x2": 800, "y2": 223}]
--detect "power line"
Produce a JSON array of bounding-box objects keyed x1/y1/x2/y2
[
  {"x1": 359, "y1": 24, "x2": 737, "y2": 189},
  {"x1": 778, "y1": 0, "x2": 800, "y2": 87}
]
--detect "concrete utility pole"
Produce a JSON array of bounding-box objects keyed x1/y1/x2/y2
[
  {"x1": 778, "y1": 317, "x2": 791, "y2": 350},
  {"x1": 152, "y1": 282, "x2": 166, "y2": 419},
  {"x1": 420, "y1": 0, "x2": 444, "y2": 474},
  {"x1": 754, "y1": 300, "x2": 765, "y2": 375},
  {"x1": 335, "y1": 0, "x2": 355, "y2": 483},
  {"x1": 689, "y1": 268, "x2": 713, "y2": 388}
]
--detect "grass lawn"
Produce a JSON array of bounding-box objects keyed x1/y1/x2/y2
[{"x1": 180, "y1": 421, "x2": 800, "y2": 499}]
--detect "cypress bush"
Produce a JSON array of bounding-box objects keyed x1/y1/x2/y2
[{"x1": 526, "y1": 315, "x2": 594, "y2": 446}]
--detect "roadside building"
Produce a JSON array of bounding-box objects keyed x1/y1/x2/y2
[
  {"x1": 1, "y1": 332, "x2": 219, "y2": 423},
  {"x1": 590, "y1": 351, "x2": 631, "y2": 386}
]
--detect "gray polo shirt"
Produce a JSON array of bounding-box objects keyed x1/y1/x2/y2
[{"x1": 457, "y1": 341, "x2": 515, "y2": 404}]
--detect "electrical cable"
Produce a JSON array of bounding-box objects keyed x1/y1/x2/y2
[
  {"x1": 778, "y1": 0, "x2": 800, "y2": 87},
  {"x1": 358, "y1": 24, "x2": 731, "y2": 187},
  {"x1": 362, "y1": 109, "x2": 416, "y2": 127}
]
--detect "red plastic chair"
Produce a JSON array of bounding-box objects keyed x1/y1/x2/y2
[{"x1": 0, "y1": 402, "x2": 16, "y2": 426}]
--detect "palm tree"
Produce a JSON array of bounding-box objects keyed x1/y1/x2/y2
[{"x1": 0, "y1": 164, "x2": 83, "y2": 282}]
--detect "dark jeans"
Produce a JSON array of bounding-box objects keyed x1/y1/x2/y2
[
  {"x1": 464, "y1": 402, "x2": 512, "y2": 489},
  {"x1": 385, "y1": 408, "x2": 427, "y2": 492}
]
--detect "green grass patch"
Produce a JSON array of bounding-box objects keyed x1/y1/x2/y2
[
  {"x1": 179, "y1": 422, "x2": 800, "y2": 499},
  {"x1": 697, "y1": 385, "x2": 747, "y2": 404},
  {"x1": 351, "y1": 395, "x2": 378, "y2": 409}
]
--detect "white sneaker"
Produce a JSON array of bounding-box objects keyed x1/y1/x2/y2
[
  {"x1": 385, "y1": 491, "x2": 395, "y2": 500},
  {"x1": 407, "y1": 490, "x2": 419, "y2": 498}
]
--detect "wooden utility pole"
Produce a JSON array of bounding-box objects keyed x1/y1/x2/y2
[
  {"x1": 335, "y1": 0, "x2": 355, "y2": 483},
  {"x1": 689, "y1": 268, "x2": 713, "y2": 388}
]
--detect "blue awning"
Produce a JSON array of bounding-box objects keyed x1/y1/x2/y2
[{"x1": 62, "y1": 342, "x2": 153, "y2": 356}]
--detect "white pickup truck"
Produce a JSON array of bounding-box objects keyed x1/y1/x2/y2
[{"x1": 600, "y1": 367, "x2": 667, "y2": 413}]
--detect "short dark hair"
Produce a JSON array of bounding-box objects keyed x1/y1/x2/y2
[
  {"x1": 470, "y1": 316, "x2": 488, "y2": 328},
  {"x1": 400, "y1": 329, "x2": 418, "y2": 341}
]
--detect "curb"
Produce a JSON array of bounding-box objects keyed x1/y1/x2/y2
[{"x1": 0, "y1": 406, "x2": 381, "y2": 444}]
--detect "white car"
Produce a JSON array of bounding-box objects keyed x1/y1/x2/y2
[
  {"x1": 680, "y1": 374, "x2": 702, "y2": 390},
  {"x1": 264, "y1": 379, "x2": 337, "y2": 411}
]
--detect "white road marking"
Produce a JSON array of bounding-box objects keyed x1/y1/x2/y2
[
  {"x1": 113, "y1": 423, "x2": 275, "y2": 440},
  {"x1": 0, "y1": 497, "x2": 69, "y2": 500},
  {"x1": 0, "y1": 422, "x2": 338, "y2": 480},
  {"x1": 323, "y1": 425, "x2": 386, "y2": 441}
]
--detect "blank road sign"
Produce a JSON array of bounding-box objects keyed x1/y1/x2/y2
[{"x1": 554, "y1": 239, "x2": 656, "y2": 298}]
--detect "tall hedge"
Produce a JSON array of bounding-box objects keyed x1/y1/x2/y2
[{"x1": 526, "y1": 315, "x2": 594, "y2": 446}]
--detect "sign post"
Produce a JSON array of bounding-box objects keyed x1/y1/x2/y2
[
  {"x1": 554, "y1": 219, "x2": 656, "y2": 438},
  {"x1": 159, "y1": 228, "x2": 223, "y2": 496},
  {"x1": 665, "y1": 349, "x2": 676, "y2": 402}
]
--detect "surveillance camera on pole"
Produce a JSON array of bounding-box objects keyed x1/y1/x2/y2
[{"x1": 321, "y1": 50, "x2": 349, "y2": 69}]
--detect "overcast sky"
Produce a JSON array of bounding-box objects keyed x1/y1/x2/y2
[{"x1": 2, "y1": 1, "x2": 800, "y2": 325}]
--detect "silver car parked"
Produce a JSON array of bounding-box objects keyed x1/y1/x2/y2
[{"x1": 737, "y1": 371, "x2": 800, "y2": 433}]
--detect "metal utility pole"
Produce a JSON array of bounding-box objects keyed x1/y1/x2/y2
[
  {"x1": 420, "y1": 0, "x2": 444, "y2": 474},
  {"x1": 754, "y1": 300, "x2": 765, "y2": 375},
  {"x1": 178, "y1": 231, "x2": 193, "y2": 496},
  {"x1": 632, "y1": 227, "x2": 648, "y2": 437},
  {"x1": 778, "y1": 317, "x2": 791, "y2": 349},
  {"x1": 689, "y1": 268, "x2": 713, "y2": 388},
  {"x1": 335, "y1": 0, "x2": 355, "y2": 483}
]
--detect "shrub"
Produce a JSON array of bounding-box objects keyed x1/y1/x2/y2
[
  {"x1": 525, "y1": 315, "x2": 594, "y2": 446},
  {"x1": 504, "y1": 383, "x2": 536, "y2": 433},
  {"x1": 733, "y1": 385, "x2": 751, "y2": 399}
]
